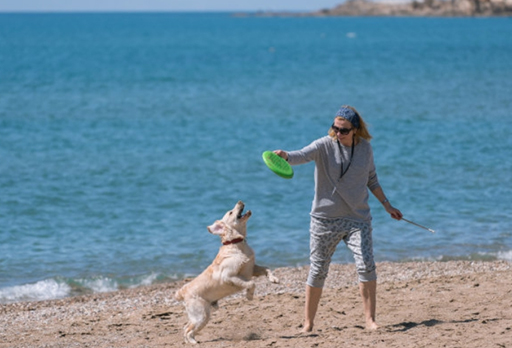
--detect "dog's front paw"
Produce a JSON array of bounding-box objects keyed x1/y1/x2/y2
[{"x1": 269, "y1": 275, "x2": 280, "y2": 284}]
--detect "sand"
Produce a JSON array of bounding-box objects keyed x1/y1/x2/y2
[{"x1": 1, "y1": 260, "x2": 511, "y2": 348}]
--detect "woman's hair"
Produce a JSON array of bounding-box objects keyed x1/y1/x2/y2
[{"x1": 328, "y1": 105, "x2": 372, "y2": 141}]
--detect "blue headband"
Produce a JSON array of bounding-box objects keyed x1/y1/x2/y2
[{"x1": 335, "y1": 107, "x2": 360, "y2": 129}]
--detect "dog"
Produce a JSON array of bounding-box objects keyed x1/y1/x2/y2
[{"x1": 174, "y1": 201, "x2": 279, "y2": 344}]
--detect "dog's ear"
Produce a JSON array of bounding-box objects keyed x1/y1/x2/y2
[{"x1": 207, "y1": 220, "x2": 225, "y2": 235}]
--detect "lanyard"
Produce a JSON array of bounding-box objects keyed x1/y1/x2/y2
[{"x1": 336, "y1": 137, "x2": 355, "y2": 180}]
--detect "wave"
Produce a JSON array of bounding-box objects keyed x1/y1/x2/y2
[
  {"x1": 497, "y1": 250, "x2": 512, "y2": 262},
  {"x1": 0, "y1": 279, "x2": 71, "y2": 304},
  {"x1": 397, "y1": 250, "x2": 512, "y2": 263},
  {"x1": 0, "y1": 272, "x2": 177, "y2": 304}
]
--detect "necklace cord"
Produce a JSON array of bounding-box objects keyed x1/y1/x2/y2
[{"x1": 337, "y1": 136, "x2": 355, "y2": 180}]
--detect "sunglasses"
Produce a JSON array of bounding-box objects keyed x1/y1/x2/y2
[{"x1": 331, "y1": 124, "x2": 353, "y2": 135}]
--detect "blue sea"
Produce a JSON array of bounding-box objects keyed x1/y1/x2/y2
[{"x1": 1, "y1": 13, "x2": 511, "y2": 303}]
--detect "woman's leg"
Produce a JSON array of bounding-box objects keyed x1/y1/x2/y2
[
  {"x1": 344, "y1": 221, "x2": 378, "y2": 329},
  {"x1": 359, "y1": 280, "x2": 378, "y2": 329},
  {"x1": 303, "y1": 285, "x2": 323, "y2": 332},
  {"x1": 305, "y1": 217, "x2": 344, "y2": 332}
]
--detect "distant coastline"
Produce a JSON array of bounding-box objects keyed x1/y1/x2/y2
[{"x1": 240, "y1": 0, "x2": 512, "y2": 17}]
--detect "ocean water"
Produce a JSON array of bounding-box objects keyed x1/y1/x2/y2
[{"x1": 1, "y1": 13, "x2": 511, "y2": 303}]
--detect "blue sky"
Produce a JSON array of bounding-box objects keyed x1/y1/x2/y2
[{"x1": 0, "y1": 0, "x2": 344, "y2": 12}]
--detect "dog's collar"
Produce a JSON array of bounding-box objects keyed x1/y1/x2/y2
[{"x1": 222, "y1": 238, "x2": 244, "y2": 245}]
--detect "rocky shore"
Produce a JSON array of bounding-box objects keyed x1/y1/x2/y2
[
  {"x1": 315, "y1": 0, "x2": 512, "y2": 16},
  {"x1": 247, "y1": 0, "x2": 512, "y2": 17},
  {"x1": 1, "y1": 260, "x2": 511, "y2": 347}
]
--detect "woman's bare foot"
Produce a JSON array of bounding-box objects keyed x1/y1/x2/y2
[
  {"x1": 300, "y1": 323, "x2": 313, "y2": 333},
  {"x1": 366, "y1": 320, "x2": 379, "y2": 330}
]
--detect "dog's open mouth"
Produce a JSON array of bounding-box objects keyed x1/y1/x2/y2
[{"x1": 236, "y1": 203, "x2": 251, "y2": 219}]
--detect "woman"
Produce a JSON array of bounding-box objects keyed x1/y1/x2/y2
[{"x1": 274, "y1": 105, "x2": 402, "y2": 331}]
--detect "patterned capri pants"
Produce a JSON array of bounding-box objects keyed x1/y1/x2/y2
[{"x1": 307, "y1": 216, "x2": 377, "y2": 288}]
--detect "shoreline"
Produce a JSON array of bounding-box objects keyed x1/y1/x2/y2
[{"x1": 1, "y1": 260, "x2": 511, "y2": 347}]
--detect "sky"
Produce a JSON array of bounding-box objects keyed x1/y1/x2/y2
[{"x1": 0, "y1": 0, "x2": 345, "y2": 12}]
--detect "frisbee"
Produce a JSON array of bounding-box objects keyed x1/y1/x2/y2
[{"x1": 262, "y1": 151, "x2": 294, "y2": 179}]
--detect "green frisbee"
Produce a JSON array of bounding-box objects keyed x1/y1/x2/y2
[{"x1": 262, "y1": 151, "x2": 294, "y2": 179}]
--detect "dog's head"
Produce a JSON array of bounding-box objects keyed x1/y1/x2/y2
[{"x1": 207, "y1": 201, "x2": 252, "y2": 243}]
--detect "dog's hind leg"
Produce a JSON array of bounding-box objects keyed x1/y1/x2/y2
[{"x1": 183, "y1": 298, "x2": 211, "y2": 344}]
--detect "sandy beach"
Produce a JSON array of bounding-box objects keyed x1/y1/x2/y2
[{"x1": 1, "y1": 260, "x2": 511, "y2": 347}]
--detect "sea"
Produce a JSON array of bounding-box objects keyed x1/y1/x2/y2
[{"x1": 1, "y1": 13, "x2": 511, "y2": 303}]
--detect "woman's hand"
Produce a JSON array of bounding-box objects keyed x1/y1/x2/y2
[
  {"x1": 371, "y1": 187, "x2": 402, "y2": 220},
  {"x1": 384, "y1": 203, "x2": 403, "y2": 220},
  {"x1": 273, "y1": 150, "x2": 288, "y2": 161}
]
